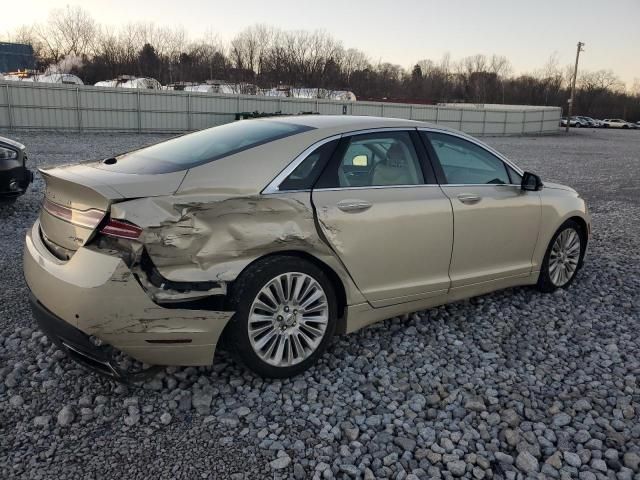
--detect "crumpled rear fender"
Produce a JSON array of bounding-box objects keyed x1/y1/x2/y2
[{"x1": 110, "y1": 192, "x2": 366, "y2": 306}]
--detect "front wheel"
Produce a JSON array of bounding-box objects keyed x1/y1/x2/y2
[
  {"x1": 537, "y1": 220, "x2": 585, "y2": 293},
  {"x1": 226, "y1": 255, "x2": 337, "y2": 378}
]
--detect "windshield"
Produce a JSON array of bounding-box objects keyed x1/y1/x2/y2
[{"x1": 98, "y1": 120, "x2": 314, "y2": 174}]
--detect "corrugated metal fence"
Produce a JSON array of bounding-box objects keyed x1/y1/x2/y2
[{"x1": 0, "y1": 81, "x2": 561, "y2": 136}]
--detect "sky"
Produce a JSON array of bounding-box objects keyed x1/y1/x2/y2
[{"x1": 2, "y1": 0, "x2": 639, "y2": 86}]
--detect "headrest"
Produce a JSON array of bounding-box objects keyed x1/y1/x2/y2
[{"x1": 386, "y1": 142, "x2": 406, "y2": 167}]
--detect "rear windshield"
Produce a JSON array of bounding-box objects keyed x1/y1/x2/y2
[{"x1": 98, "y1": 120, "x2": 314, "y2": 174}]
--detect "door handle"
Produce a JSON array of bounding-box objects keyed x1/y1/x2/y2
[
  {"x1": 336, "y1": 199, "x2": 372, "y2": 212},
  {"x1": 457, "y1": 193, "x2": 482, "y2": 205}
]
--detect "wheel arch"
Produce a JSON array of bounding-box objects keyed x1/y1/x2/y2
[
  {"x1": 533, "y1": 200, "x2": 590, "y2": 271},
  {"x1": 567, "y1": 215, "x2": 588, "y2": 240},
  {"x1": 565, "y1": 215, "x2": 589, "y2": 266}
]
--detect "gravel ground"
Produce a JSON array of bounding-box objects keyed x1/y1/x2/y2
[{"x1": 1, "y1": 128, "x2": 639, "y2": 480}]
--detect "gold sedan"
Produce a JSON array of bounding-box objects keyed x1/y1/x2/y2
[{"x1": 24, "y1": 115, "x2": 590, "y2": 379}]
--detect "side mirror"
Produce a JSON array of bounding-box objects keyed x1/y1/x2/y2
[{"x1": 521, "y1": 172, "x2": 543, "y2": 191}]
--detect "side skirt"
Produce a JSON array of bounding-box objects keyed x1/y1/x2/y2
[{"x1": 344, "y1": 272, "x2": 539, "y2": 334}]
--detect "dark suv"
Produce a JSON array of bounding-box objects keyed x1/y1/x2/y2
[{"x1": 0, "y1": 136, "x2": 33, "y2": 202}]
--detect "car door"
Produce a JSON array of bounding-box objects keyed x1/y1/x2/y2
[
  {"x1": 421, "y1": 130, "x2": 541, "y2": 289},
  {"x1": 311, "y1": 129, "x2": 453, "y2": 307}
]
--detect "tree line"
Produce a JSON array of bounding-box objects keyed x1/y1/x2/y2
[{"x1": 5, "y1": 6, "x2": 640, "y2": 120}]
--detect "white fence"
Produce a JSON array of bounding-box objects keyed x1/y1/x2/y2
[{"x1": 0, "y1": 81, "x2": 561, "y2": 136}]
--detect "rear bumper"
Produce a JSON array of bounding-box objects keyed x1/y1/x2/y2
[
  {"x1": 24, "y1": 219, "x2": 233, "y2": 368},
  {"x1": 30, "y1": 292, "x2": 132, "y2": 379}
]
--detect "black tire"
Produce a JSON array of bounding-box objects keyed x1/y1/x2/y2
[
  {"x1": 0, "y1": 197, "x2": 17, "y2": 206},
  {"x1": 622, "y1": 125, "x2": 629, "y2": 129},
  {"x1": 226, "y1": 255, "x2": 337, "y2": 378},
  {"x1": 537, "y1": 220, "x2": 586, "y2": 293}
]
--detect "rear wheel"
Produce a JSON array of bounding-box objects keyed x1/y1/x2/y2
[
  {"x1": 537, "y1": 220, "x2": 585, "y2": 292},
  {"x1": 227, "y1": 255, "x2": 337, "y2": 378}
]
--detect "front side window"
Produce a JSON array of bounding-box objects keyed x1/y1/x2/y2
[
  {"x1": 506, "y1": 165, "x2": 522, "y2": 185},
  {"x1": 98, "y1": 120, "x2": 314, "y2": 174},
  {"x1": 425, "y1": 132, "x2": 510, "y2": 185},
  {"x1": 317, "y1": 131, "x2": 424, "y2": 188}
]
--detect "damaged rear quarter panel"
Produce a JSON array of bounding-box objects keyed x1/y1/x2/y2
[{"x1": 110, "y1": 192, "x2": 365, "y2": 305}]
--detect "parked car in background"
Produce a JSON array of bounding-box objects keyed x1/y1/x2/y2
[
  {"x1": 570, "y1": 116, "x2": 590, "y2": 128},
  {"x1": 601, "y1": 119, "x2": 633, "y2": 129},
  {"x1": 24, "y1": 116, "x2": 591, "y2": 380},
  {"x1": 0, "y1": 136, "x2": 33, "y2": 202},
  {"x1": 576, "y1": 116, "x2": 601, "y2": 128},
  {"x1": 560, "y1": 117, "x2": 578, "y2": 127}
]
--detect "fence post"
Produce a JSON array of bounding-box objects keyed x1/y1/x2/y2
[
  {"x1": 482, "y1": 109, "x2": 487, "y2": 136},
  {"x1": 187, "y1": 93, "x2": 191, "y2": 131},
  {"x1": 75, "y1": 86, "x2": 82, "y2": 132},
  {"x1": 381, "y1": 103, "x2": 385, "y2": 117},
  {"x1": 540, "y1": 109, "x2": 545, "y2": 133},
  {"x1": 315, "y1": 98, "x2": 319, "y2": 114},
  {"x1": 5, "y1": 83, "x2": 13, "y2": 130},
  {"x1": 503, "y1": 111, "x2": 508, "y2": 135},
  {"x1": 522, "y1": 110, "x2": 527, "y2": 135},
  {"x1": 236, "y1": 94, "x2": 241, "y2": 116},
  {"x1": 136, "y1": 90, "x2": 142, "y2": 133},
  {"x1": 409, "y1": 104, "x2": 413, "y2": 120},
  {"x1": 459, "y1": 109, "x2": 464, "y2": 131},
  {"x1": 435, "y1": 106, "x2": 440, "y2": 125}
]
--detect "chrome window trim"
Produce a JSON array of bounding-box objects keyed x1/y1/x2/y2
[
  {"x1": 262, "y1": 128, "x2": 422, "y2": 195},
  {"x1": 313, "y1": 184, "x2": 443, "y2": 192},
  {"x1": 417, "y1": 127, "x2": 525, "y2": 177},
  {"x1": 262, "y1": 134, "x2": 342, "y2": 194},
  {"x1": 261, "y1": 126, "x2": 525, "y2": 195},
  {"x1": 442, "y1": 183, "x2": 523, "y2": 188}
]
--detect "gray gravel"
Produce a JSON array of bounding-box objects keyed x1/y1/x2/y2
[{"x1": 1, "y1": 128, "x2": 639, "y2": 479}]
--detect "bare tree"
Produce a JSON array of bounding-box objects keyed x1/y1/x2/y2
[
  {"x1": 34, "y1": 6, "x2": 96, "y2": 63},
  {"x1": 577, "y1": 69, "x2": 623, "y2": 113},
  {"x1": 342, "y1": 48, "x2": 370, "y2": 82},
  {"x1": 5, "y1": 9, "x2": 638, "y2": 119}
]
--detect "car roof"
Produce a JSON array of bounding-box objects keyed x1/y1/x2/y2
[
  {"x1": 179, "y1": 114, "x2": 503, "y2": 195},
  {"x1": 259, "y1": 114, "x2": 436, "y2": 132}
]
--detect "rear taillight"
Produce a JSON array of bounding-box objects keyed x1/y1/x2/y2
[
  {"x1": 100, "y1": 219, "x2": 142, "y2": 240},
  {"x1": 43, "y1": 198, "x2": 105, "y2": 229}
]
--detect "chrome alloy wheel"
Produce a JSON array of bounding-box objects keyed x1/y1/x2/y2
[
  {"x1": 549, "y1": 228, "x2": 581, "y2": 287},
  {"x1": 248, "y1": 272, "x2": 329, "y2": 367}
]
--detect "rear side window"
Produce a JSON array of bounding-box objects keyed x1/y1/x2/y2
[
  {"x1": 98, "y1": 120, "x2": 314, "y2": 174},
  {"x1": 278, "y1": 139, "x2": 339, "y2": 191},
  {"x1": 317, "y1": 131, "x2": 424, "y2": 189}
]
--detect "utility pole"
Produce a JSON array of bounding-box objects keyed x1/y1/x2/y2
[{"x1": 566, "y1": 41, "x2": 584, "y2": 132}]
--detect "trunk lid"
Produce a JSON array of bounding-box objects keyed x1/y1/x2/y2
[{"x1": 38, "y1": 164, "x2": 186, "y2": 256}]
